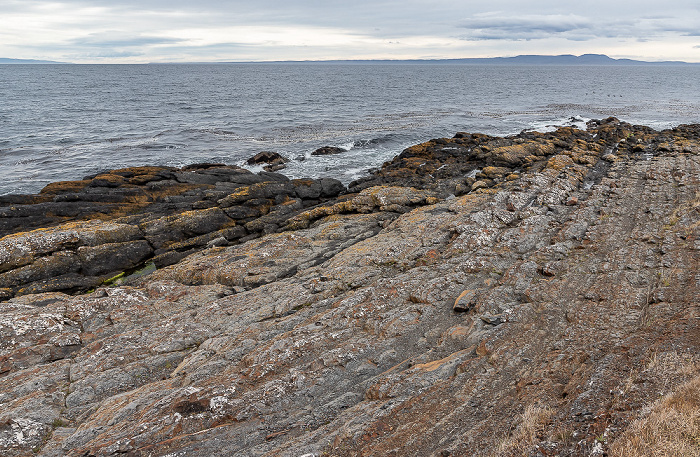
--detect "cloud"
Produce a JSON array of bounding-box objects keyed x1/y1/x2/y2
[
  {"x1": 459, "y1": 13, "x2": 621, "y2": 41},
  {"x1": 457, "y1": 12, "x2": 700, "y2": 42},
  {"x1": 70, "y1": 31, "x2": 183, "y2": 48},
  {"x1": 73, "y1": 50, "x2": 146, "y2": 58},
  {"x1": 2, "y1": 0, "x2": 700, "y2": 62}
]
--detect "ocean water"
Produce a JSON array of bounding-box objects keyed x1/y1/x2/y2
[{"x1": 1, "y1": 63, "x2": 699, "y2": 195}]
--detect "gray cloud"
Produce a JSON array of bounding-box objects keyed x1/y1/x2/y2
[
  {"x1": 2, "y1": 0, "x2": 700, "y2": 62},
  {"x1": 70, "y1": 32, "x2": 183, "y2": 48},
  {"x1": 74, "y1": 50, "x2": 145, "y2": 58},
  {"x1": 458, "y1": 12, "x2": 700, "y2": 42}
]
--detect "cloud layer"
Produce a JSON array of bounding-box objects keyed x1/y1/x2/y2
[{"x1": 2, "y1": 0, "x2": 699, "y2": 63}]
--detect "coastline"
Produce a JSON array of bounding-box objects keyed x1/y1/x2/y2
[{"x1": 1, "y1": 117, "x2": 699, "y2": 456}]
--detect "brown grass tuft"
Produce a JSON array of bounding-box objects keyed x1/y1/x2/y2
[
  {"x1": 610, "y1": 374, "x2": 700, "y2": 457},
  {"x1": 494, "y1": 404, "x2": 554, "y2": 457}
]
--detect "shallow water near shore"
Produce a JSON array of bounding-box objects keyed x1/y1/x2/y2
[{"x1": 1, "y1": 63, "x2": 699, "y2": 195}]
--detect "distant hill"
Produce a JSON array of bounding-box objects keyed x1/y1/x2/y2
[
  {"x1": 210, "y1": 53, "x2": 696, "y2": 65},
  {"x1": 439, "y1": 54, "x2": 694, "y2": 65},
  {"x1": 0, "y1": 58, "x2": 69, "y2": 64}
]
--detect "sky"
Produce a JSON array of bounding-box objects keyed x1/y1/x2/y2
[{"x1": 2, "y1": 0, "x2": 700, "y2": 63}]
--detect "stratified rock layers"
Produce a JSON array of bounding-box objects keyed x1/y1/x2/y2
[{"x1": 0, "y1": 118, "x2": 698, "y2": 456}]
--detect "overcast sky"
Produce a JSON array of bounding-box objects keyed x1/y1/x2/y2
[{"x1": 3, "y1": 0, "x2": 700, "y2": 63}]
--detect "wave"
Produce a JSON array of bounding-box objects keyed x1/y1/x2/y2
[
  {"x1": 182, "y1": 128, "x2": 237, "y2": 136},
  {"x1": 523, "y1": 115, "x2": 592, "y2": 133}
]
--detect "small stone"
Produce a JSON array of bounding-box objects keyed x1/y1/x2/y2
[
  {"x1": 453, "y1": 289, "x2": 477, "y2": 312},
  {"x1": 471, "y1": 180, "x2": 489, "y2": 191},
  {"x1": 480, "y1": 314, "x2": 504, "y2": 326},
  {"x1": 207, "y1": 237, "x2": 228, "y2": 247},
  {"x1": 566, "y1": 196, "x2": 579, "y2": 206}
]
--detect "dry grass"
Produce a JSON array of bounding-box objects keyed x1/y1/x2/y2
[
  {"x1": 610, "y1": 374, "x2": 700, "y2": 457},
  {"x1": 494, "y1": 404, "x2": 554, "y2": 457}
]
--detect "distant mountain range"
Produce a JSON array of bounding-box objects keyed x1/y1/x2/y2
[
  {"x1": 0, "y1": 58, "x2": 69, "y2": 64},
  {"x1": 3, "y1": 54, "x2": 698, "y2": 65},
  {"x1": 257, "y1": 54, "x2": 697, "y2": 65}
]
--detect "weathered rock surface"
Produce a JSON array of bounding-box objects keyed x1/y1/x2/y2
[
  {"x1": 0, "y1": 166, "x2": 346, "y2": 299},
  {"x1": 1, "y1": 118, "x2": 699, "y2": 456}
]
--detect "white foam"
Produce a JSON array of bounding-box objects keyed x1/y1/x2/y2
[
  {"x1": 526, "y1": 115, "x2": 592, "y2": 133},
  {"x1": 338, "y1": 141, "x2": 355, "y2": 151}
]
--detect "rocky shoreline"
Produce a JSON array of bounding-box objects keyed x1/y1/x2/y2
[{"x1": 1, "y1": 118, "x2": 698, "y2": 456}]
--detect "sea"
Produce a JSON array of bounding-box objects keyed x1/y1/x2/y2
[{"x1": 1, "y1": 63, "x2": 699, "y2": 195}]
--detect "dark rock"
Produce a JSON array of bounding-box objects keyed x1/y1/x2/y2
[
  {"x1": 312, "y1": 146, "x2": 346, "y2": 156},
  {"x1": 257, "y1": 171, "x2": 290, "y2": 182},
  {"x1": 78, "y1": 240, "x2": 153, "y2": 277},
  {"x1": 151, "y1": 249, "x2": 196, "y2": 268},
  {"x1": 0, "y1": 252, "x2": 81, "y2": 289},
  {"x1": 292, "y1": 179, "x2": 322, "y2": 199},
  {"x1": 319, "y1": 178, "x2": 346, "y2": 197},
  {"x1": 263, "y1": 163, "x2": 286, "y2": 172},
  {"x1": 140, "y1": 208, "x2": 234, "y2": 249},
  {"x1": 224, "y1": 206, "x2": 262, "y2": 220},
  {"x1": 247, "y1": 151, "x2": 288, "y2": 166},
  {"x1": 17, "y1": 273, "x2": 102, "y2": 295},
  {"x1": 218, "y1": 182, "x2": 296, "y2": 207}
]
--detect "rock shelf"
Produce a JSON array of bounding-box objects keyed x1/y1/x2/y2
[{"x1": 0, "y1": 118, "x2": 698, "y2": 456}]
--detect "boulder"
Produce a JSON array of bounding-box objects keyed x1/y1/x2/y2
[
  {"x1": 311, "y1": 146, "x2": 346, "y2": 156},
  {"x1": 246, "y1": 151, "x2": 289, "y2": 166}
]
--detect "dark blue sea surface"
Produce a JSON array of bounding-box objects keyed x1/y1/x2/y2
[{"x1": 1, "y1": 63, "x2": 699, "y2": 195}]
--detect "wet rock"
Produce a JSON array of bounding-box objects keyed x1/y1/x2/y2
[
  {"x1": 311, "y1": 146, "x2": 346, "y2": 156},
  {"x1": 247, "y1": 151, "x2": 288, "y2": 166},
  {"x1": 263, "y1": 162, "x2": 287, "y2": 172}
]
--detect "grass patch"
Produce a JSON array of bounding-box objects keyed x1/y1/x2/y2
[
  {"x1": 610, "y1": 374, "x2": 700, "y2": 457},
  {"x1": 493, "y1": 404, "x2": 554, "y2": 456}
]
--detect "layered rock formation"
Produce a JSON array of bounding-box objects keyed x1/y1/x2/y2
[{"x1": 0, "y1": 118, "x2": 698, "y2": 456}]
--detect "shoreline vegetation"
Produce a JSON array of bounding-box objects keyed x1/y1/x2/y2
[{"x1": 0, "y1": 118, "x2": 698, "y2": 456}]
